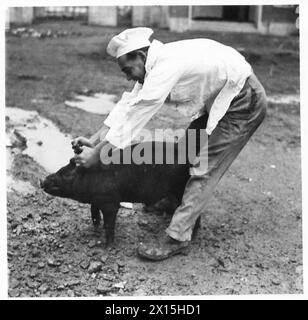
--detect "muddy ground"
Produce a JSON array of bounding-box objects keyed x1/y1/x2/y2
[{"x1": 5, "y1": 21, "x2": 302, "y2": 297}]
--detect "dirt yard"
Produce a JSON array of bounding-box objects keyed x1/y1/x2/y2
[{"x1": 5, "y1": 21, "x2": 302, "y2": 297}]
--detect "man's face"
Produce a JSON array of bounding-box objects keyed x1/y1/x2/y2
[{"x1": 118, "y1": 52, "x2": 146, "y2": 84}]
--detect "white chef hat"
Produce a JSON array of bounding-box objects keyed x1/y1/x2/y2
[{"x1": 106, "y1": 27, "x2": 154, "y2": 58}]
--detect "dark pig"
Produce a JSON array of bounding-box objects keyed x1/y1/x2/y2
[{"x1": 41, "y1": 141, "x2": 193, "y2": 245}]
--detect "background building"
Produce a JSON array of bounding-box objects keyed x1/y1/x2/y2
[{"x1": 6, "y1": 5, "x2": 299, "y2": 36}]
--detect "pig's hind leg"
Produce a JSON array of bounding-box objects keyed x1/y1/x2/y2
[{"x1": 91, "y1": 204, "x2": 101, "y2": 229}]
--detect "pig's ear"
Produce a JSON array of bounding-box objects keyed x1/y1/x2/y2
[{"x1": 69, "y1": 158, "x2": 76, "y2": 167}]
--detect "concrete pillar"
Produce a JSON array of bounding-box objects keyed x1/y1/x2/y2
[
  {"x1": 168, "y1": 6, "x2": 189, "y2": 32},
  {"x1": 259, "y1": 5, "x2": 297, "y2": 35}
]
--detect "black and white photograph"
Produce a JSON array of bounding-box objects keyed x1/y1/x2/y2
[{"x1": 2, "y1": 1, "x2": 305, "y2": 300}]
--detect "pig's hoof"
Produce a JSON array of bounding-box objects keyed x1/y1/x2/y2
[
  {"x1": 105, "y1": 242, "x2": 115, "y2": 250},
  {"x1": 93, "y1": 220, "x2": 100, "y2": 228},
  {"x1": 105, "y1": 237, "x2": 115, "y2": 248}
]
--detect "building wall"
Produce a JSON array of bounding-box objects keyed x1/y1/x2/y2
[
  {"x1": 8, "y1": 7, "x2": 34, "y2": 25},
  {"x1": 88, "y1": 6, "x2": 117, "y2": 26},
  {"x1": 168, "y1": 5, "x2": 297, "y2": 36},
  {"x1": 7, "y1": 6, "x2": 298, "y2": 36},
  {"x1": 169, "y1": 6, "x2": 189, "y2": 18},
  {"x1": 259, "y1": 5, "x2": 297, "y2": 35},
  {"x1": 33, "y1": 7, "x2": 88, "y2": 19},
  {"x1": 33, "y1": 7, "x2": 47, "y2": 18},
  {"x1": 262, "y1": 5, "x2": 297, "y2": 23},
  {"x1": 117, "y1": 6, "x2": 132, "y2": 27},
  {"x1": 168, "y1": 6, "x2": 190, "y2": 32},
  {"x1": 189, "y1": 20, "x2": 258, "y2": 33},
  {"x1": 192, "y1": 6, "x2": 223, "y2": 19},
  {"x1": 132, "y1": 6, "x2": 169, "y2": 28}
]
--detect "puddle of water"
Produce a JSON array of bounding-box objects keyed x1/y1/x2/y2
[
  {"x1": 65, "y1": 92, "x2": 300, "y2": 118},
  {"x1": 65, "y1": 93, "x2": 117, "y2": 115},
  {"x1": 267, "y1": 94, "x2": 300, "y2": 105},
  {"x1": 6, "y1": 107, "x2": 74, "y2": 173},
  {"x1": 119, "y1": 202, "x2": 133, "y2": 209},
  {"x1": 6, "y1": 107, "x2": 133, "y2": 208},
  {"x1": 6, "y1": 147, "x2": 14, "y2": 172},
  {"x1": 65, "y1": 93, "x2": 184, "y2": 143},
  {"x1": 6, "y1": 139, "x2": 36, "y2": 195},
  {"x1": 7, "y1": 175, "x2": 36, "y2": 195}
]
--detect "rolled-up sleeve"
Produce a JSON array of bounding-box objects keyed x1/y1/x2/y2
[
  {"x1": 205, "y1": 64, "x2": 252, "y2": 135},
  {"x1": 205, "y1": 80, "x2": 240, "y2": 135},
  {"x1": 105, "y1": 58, "x2": 183, "y2": 148}
]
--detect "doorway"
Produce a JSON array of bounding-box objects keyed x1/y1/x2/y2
[{"x1": 192, "y1": 6, "x2": 256, "y2": 23}]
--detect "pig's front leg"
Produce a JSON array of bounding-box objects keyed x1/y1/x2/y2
[
  {"x1": 99, "y1": 202, "x2": 120, "y2": 246},
  {"x1": 91, "y1": 204, "x2": 101, "y2": 229}
]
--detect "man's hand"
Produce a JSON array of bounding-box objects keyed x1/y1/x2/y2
[
  {"x1": 71, "y1": 136, "x2": 94, "y2": 148},
  {"x1": 74, "y1": 146, "x2": 99, "y2": 168}
]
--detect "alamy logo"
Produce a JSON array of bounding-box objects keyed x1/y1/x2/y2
[{"x1": 100, "y1": 128, "x2": 208, "y2": 175}]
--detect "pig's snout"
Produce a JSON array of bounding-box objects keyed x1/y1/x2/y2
[{"x1": 40, "y1": 175, "x2": 57, "y2": 194}]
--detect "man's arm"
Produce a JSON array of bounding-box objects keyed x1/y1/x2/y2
[
  {"x1": 76, "y1": 58, "x2": 182, "y2": 165},
  {"x1": 72, "y1": 85, "x2": 141, "y2": 166},
  {"x1": 74, "y1": 138, "x2": 117, "y2": 168},
  {"x1": 72, "y1": 123, "x2": 110, "y2": 149},
  {"x1": 105, "y1": 58, "x2": 183, "y2": 149},
  {"x1": 89, "y1": 124, "x2": 109, "y2": 146}
]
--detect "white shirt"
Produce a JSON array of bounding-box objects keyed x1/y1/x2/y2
[{"x1": 104, "y1": 39, "x2": 252, "y2": 148}]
